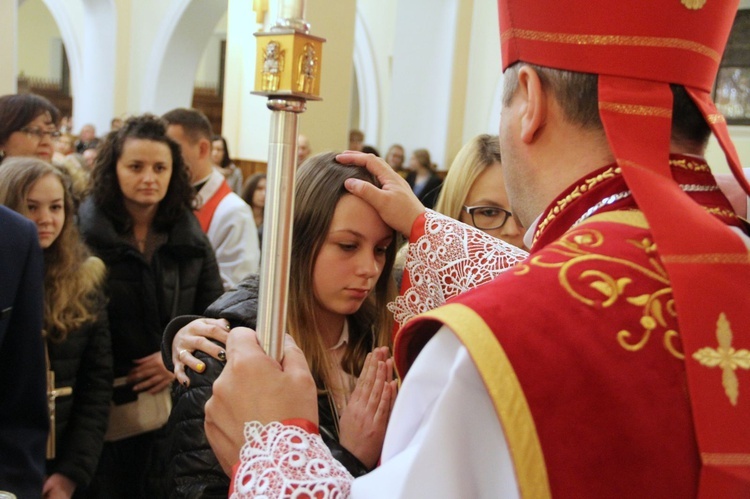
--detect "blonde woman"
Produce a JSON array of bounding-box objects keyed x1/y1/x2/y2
[
  {"x1": 435, "y1": 134, "x2": 525, "y2": 249},
  {"x1": 0, "y1": 158, "x2": 112, "y2": 499}
]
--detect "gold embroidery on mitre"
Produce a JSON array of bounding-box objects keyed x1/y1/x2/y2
[
  {"x1": 681, "y1": 0, "x2": 707, "y2": 10},
  {"x1": 599, "y1": 102, "x2": 672, "y2": 118},
  {"x1": 701, "y1": 453, "x2": 750, "y2": 466},
  {"x1": 692, "y1": 313, "x2": 750, "y2": 406},
  {"x1": 501, "y1": 28, "x2": 720, "y2": 62}
]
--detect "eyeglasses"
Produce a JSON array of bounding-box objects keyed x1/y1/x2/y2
[
  {"x1": 19, "y1": 127, "x2": 61, "y2": 140},
  {"x1": 462, "y1": 205, "x2": 514, "y2": 230}
]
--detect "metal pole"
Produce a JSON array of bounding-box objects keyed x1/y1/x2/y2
[
  {"x1": 252, "y1": 0, "x2": 323, "y2": 361},
  {"x1": 256, "y1": 98, "x2": 305, "y2": 361}
]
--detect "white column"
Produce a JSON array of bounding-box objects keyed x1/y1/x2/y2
[
  {"x1": 222, "y1": 0, "x2": 270, "y2": 161},
  {"x1": 384, "y1": 0, "x2": 464, "y2": 170},
  {"x1": 73, "y1": 0, "x2": 117, "y2": 134},
  {"x1": 0, "y1": 1, "x2": 19, "y2": 94}
]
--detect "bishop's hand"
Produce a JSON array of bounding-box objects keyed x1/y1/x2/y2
[
  {"x1": 337, "y1": 151, "x2": 425, "y2": 237},
  {"x1": 204, "y1": 327, "x2": 318, "y2": 474}
]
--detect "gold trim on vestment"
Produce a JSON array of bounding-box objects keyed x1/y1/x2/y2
[
  {"x1": 707, "y1": 114, "x2": 726, "y2": 124},
  {"x1": 669, "y1": 157, "x2": 712, "y2": 173},
  {"x1": 419, "y1": 304, "x2": 551, "y2": 499},
  {"x1": 702, "y1": 453, "x2": 750, "y2": 466},
  {"x1": 526, "y1": 212, "x2": 688, "y2": 360},
  {"x1": 501, "y1": 28, "x2": 720, "y2": 62},
  {"x1": 599, "y1": 102, "x2": 672, "y2": 118},
  {"x1": 578, "y1": 210, "x2": 649, "y2": 229},
  {"x1": 532, "y1": 158, "x2": 716, "y2": 246},
  {"x1": 533, "y1": 166, "x2": 621, "y2": 245},
  {"x1": 703, "y1": 206, "x2": 738, "y2": 220},
  {"x1": 662, "y1": 253, "x2": 750, "y2": 265}
]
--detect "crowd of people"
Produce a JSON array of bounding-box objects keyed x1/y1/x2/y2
[
  {"x1": 1, "y1": 0, "x2": 749, "y2": 497},
  {"x1": 0, "y1": 92, "x2": 520, "y2": 498}
]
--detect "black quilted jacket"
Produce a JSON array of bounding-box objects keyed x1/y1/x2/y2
[
  {"x1": 45, "y1": 292, "x2": 112, "y2": 489},
  {"x1": 161, "y1": 274, "x2": 370, "y2": 499}
]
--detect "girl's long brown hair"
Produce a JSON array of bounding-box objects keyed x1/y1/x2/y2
[
  {"x1": 288, "y1": 152, "x2": 396, "y2": 392},
  {"x1": 0, "y1": 158, "x2": 105, "y2": 341}
]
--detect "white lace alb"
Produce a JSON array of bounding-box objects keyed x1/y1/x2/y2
[
  {"x1": 232, "y1": 421, "x2": 353, "y2": 499},
  {"x1": 388, "y1": 210, "x2": 529, "y2": 327}
]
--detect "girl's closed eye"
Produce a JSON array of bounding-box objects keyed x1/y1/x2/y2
[{"x1": 338, "y1": 242, "x2": 358, "y2": 252}]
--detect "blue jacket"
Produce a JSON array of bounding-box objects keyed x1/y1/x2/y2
[{"x1": 0, "y1": 206, "x2": 47, "y2": 498}]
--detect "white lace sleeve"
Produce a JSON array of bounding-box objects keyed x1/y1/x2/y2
[
  {"x1": 231, "y1": 421, "x2": 354, "y2": 499},
  {"x1": 389, "y1": 210, "x2": 529, "y2": 327}
]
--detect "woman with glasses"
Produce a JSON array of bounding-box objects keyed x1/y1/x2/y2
[
  {"x1": 435, "y1": 134, "x2": 525, "y2": 249},
  {"x1": 0, "y1": 94, "x2": 61, "y2": 164},
  {"x1": 392, "y1": 135, "x2": 526, "y2": 292}
]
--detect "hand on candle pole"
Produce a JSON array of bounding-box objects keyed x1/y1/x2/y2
[
  {"x1": 204, "y1": 327, "x2": 318, "y2": 475},
  {"x1": 337, "y1": 151, "x2": 425, "y2": 236}
]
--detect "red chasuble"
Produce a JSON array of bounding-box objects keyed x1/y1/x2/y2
[
  {"x1": 194, "y1": 179, "x2": 232, "y2": 233},
  {"x1": 395, "y1": 156, "x2": 750, "y2": 498}
]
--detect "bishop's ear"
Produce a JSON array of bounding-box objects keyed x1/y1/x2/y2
[{"x1": 517, "y1": 65, "x2": 547, "y2": 144}]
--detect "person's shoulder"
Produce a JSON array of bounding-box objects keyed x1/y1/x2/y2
[
  {"x1": 206, "y1": 274, "x2": 260, "y2": 327},
  {"x1": 215, "y1": 192, "x2": 254, "y2": 224},
  {"x1": 219, "y1": 191, "x2": 251, "y2": 212},
  {"x1": 170, "y1": 208, "x2": 212, "y2": 245},
  {"x1": 0, "y1": 205, "x2": 35, "y2": 240},
  {"x1": 0, "y1": 208, "x2": 38, "y2": 270},
  {"x1": 81, "y1": 255, "x2": 107, "y2": 286},
  {"x1": 77, "y1": 197, "x2": 100, "y2": 228},
  {"x1": 466, "y1": 216, "x2": 653, "y2": 305}
]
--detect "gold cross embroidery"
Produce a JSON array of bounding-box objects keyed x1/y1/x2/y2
[
  {"x1": 681, "y1": 0, "x2": 707, "y2": 10},
  {"x1": 692, "y1": 313, "x2": 750, "y2": 406}
]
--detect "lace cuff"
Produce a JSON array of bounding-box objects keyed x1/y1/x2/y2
[
  {"x1": 231, "y1": 421, "x2": 354, "y2": 499},
  {"x1": 389, "y1": 210, "x2": 529, "y2": 327}
]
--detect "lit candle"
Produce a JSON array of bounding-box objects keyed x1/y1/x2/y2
[{"x1": 279, "y1": 0, "x2": 304, "y2": 20}]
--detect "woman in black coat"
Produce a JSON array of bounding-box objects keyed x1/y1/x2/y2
[
  {"x1": 0, "y1": 158, "x2": 112, "y2": 498},
  {"x1": 405, "y1": 148, "x2": 443, "y2": 209},
  {"x1": 78, "y1": 115, "x2": 223, "y2": 499},
  {"x1": 162, "y1": 276, "x2": 378, "y2": 498}
]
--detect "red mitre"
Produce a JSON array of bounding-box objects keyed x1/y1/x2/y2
[{"x1": 498, "y1": 1, "x2": 750, "y2": 496}]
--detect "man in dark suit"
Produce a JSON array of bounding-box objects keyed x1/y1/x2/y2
[{"x1": 0, "y1": 205, "x2": 47, "y2": 498}]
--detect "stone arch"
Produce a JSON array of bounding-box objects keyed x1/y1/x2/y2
[
  {"x1": 41, "y1": 0, "x2": 116, "y2": 133},
  {"x1": 141, "y1": 0, "x2": 227, "y2": 115},
  {"x1": 39, "y1": 0, "x2": 83, "y2": 115}
]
